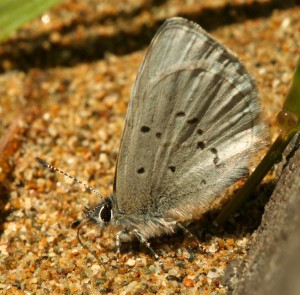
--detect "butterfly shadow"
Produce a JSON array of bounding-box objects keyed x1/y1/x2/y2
[{"x1": 189, "y1": 180, "x2": 276, "y2": 245}]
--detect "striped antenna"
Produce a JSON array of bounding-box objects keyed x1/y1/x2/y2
[{"x1": 35, "y1": 157, "x2": 103, "y2": 198}]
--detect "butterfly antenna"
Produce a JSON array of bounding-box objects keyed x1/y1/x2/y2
[
  {"x1": 35, "y1": 157, "x2": 103, "y2": 199},
  {"x1": 71, "y1": 219, "x2": 106, "y2": 268}
]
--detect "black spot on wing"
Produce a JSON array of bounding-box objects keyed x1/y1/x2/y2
[
  {"x1": 197, "y1": 141, "x2": 205, "y2": 150},
  {"x1": 187, "y1": 118, "x2": 198, "y2": 124},
  {"x1": 175, "y1": 111, "x2": 185, "y2": 117},
  {"x1": 155, "y1": 132, "x2": 162, "y2": 139},
  {"x1": 197, "y1": 129, "x2": 203, "y2": 135},
  {"x1": 141, "y1": 126, "x2": 150, "y2": 133},
  {"x1": 210, "y1": 148, "x2": 222, "y2": 167},
  {"x1": 137, "y1": 167, "x2": 145, "y2": 174},
  {"x1": 169, "y1": 166, "x2": 176, "y2": 173},
  {"x1": 210, "y1": 148, "x2": 217, "y2": 154}
]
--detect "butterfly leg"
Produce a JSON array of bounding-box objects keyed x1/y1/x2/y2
[
  {"x1": 132, "y1": 229, "x2": 165, "y2": 270},
  {"x1": 115, "y1": 230, "x2": 134, "y2": 265},
  {"x1": 177, "y1": 223, "x2": 212, "y2": 256},
  {"x1": 116, "y1": 231, "x2": 122, "y2": 263}
]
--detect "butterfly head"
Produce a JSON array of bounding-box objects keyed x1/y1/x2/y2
[
  {"x1": 83, "y1": 197, "x2": 114, "y2": 227},
  {"x1": 70, "y1": 197, "x2": 114, "y2": 268}
]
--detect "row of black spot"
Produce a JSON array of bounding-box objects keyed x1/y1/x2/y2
[
  {"x1": 140, "y1": 110, "x2": 202, "y2": 133},
  {"x1": 136, "y1": 147, "x2": 220, "y2": 175},
  {"x1": 137, "y1": 165, "x2": 176, "y2": 175},
  {"x1": 137, "y1": 113, "x2": 220, "y2": 175}
]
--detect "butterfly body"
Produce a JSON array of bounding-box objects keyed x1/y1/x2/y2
[{"x1": 80, "y1": 17, "x2": 267, "y2": 253}]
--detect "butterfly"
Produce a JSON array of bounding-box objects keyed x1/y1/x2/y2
[{"x1": 37, "y1": 17, "x2": 267, "y2": 265}]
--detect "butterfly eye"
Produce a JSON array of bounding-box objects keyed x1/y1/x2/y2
[{"x1": 99, "y1": 204, "x2": 112, "y2": 223}]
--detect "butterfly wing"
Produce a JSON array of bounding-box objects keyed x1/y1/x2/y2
[{"x1": 113, "y1": 17, "x2": 266, "y2": 222}]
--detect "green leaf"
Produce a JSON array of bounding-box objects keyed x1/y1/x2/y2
[
  {"x1": 278, "y1": 58, "x2": 300, "y2": 133},
  {"x1": 0, "y1": 0, "x2": 61, "y2": 42}
]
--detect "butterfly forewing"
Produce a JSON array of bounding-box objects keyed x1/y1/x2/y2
[{"x1": 114, "y1": 17, "x2": 266, "y2": 221}]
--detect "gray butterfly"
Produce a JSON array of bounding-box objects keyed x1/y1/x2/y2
[{"x1": 41, "y1": 17, "x2": 267, "y2": 262}]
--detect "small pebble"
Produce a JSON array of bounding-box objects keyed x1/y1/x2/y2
[{"x1": 125, "y1": 258, "x2": 136, "y2": 267}]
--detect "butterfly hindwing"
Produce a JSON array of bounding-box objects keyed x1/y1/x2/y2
[{"x1": 114, "y1": 17, "x2": 266, "y2": 221}]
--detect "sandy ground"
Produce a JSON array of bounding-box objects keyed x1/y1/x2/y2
[{"x1": 0, "y1": 0, "x2": 299, "y2": 294}]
